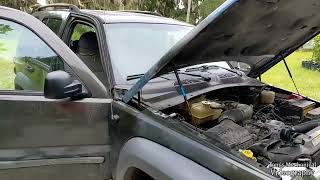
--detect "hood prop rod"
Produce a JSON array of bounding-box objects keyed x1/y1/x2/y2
[
  {"x1": 172, "y1": 64, "x2": 191, "y2": 110},
  {"x1": 282, "y1": 56, "x2": 300, "y2": 95}
]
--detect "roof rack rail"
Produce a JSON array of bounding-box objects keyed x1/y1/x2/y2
[
  {"x1": 37, "y1": 3, "x2": 80, "y2": 12},
  {"x1": 120, "y1": 10, "x2": 162, "y2": 17}
]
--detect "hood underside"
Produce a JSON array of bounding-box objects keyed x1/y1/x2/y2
[{"x1": 123, "y1": 0, "x2": 320, "y2": 103}]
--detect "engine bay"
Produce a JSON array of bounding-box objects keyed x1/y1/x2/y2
[{"x1": 161, "y1": 86, "x2": 320, "y2": 169}]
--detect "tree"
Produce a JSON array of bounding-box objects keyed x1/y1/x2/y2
[
  {"x1": 0, "y1": 0, "x2": 38, "y2": 13},
  {"x1": 0, "y1": 24, "x2": 12, "y2": 34},
  {"x1": 0, "y1": 23, "x2": 12, "y2": 53},
  {"x1": 199, "y1": 0, "x2": 225, "y2": 21},
  {"x1": 312, "y1": 35, "x2": 320, "y2": 63},
  {"x1": 0, "y1": 0, "x2": 226, "y2": 25},
  {"x1": 174, "y1": 0, "x2": 226, "y2": 24}
]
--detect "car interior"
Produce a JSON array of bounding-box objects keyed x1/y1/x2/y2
[{"x1": 69, "y1": 24, "x2": 107, "y2": 87}]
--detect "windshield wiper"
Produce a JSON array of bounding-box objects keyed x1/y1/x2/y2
[
  {"x1": 185, "y1": 65, "x2": 243, "y2": 77},
  {"x1": 176, "y1": 71, "x2": 211, "y2": 81},
  {"x1": 127, "y1": 71, "x2": 211, "y2": 81},
  {"x1": 185, "y1": 65, "x2": 215, "y2": 72},
  {"x1": 127, "y1": 73, "x2": 171, "y2": 81},
  {"x1": 127, "y1": 74, "x2": 145, "y2": 81}
]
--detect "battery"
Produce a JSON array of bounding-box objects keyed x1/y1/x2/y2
[
  {"x1": 289, "y1": 99, "x2": 316, "y2": 116},
  {"x1": 307, "y1": 107, "x2": 320, "y2": 119},
  {"x1": 278, "y1": 99, "x2": 315, "y2": 119}
]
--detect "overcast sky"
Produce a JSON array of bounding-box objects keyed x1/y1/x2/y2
[{"x1": 37, "y1": 0, "x2": 46, "y2": 5}]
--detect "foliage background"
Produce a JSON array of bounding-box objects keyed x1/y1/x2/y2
[
  {"x1": 1, "y1": 0, "x2": 320, "y2": 101},
  {"x1": 312, "y1": 35, "x2": 320, "y2": 63},
  {"x1": 0, "y1": 0, "x2": 226, "y2": 24}
]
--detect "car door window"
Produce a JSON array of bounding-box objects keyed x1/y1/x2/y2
[
  {"x1": 46, "y1": 18, "x2": 63, "y2": 34},
  {"x1": 69, "y1": 23, "x2": 96, "y2": 53},
  {"x1": 0, "y1": 18, "x2": 64, "y2": 91},
  {"x1": 68, "y1": 23, "x2": 107, "y2": 86},
  {"x1": 71, "y1": 23, "x2": 95, "y2": 42}
]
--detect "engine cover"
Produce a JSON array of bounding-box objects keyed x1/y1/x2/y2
[{"x1": 205, "y1": 120, "x2": 254, "y2": 148}]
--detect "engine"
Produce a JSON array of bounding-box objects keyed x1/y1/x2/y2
[{"x1": 163, "y1": 86, "x2": 320, "y2": 167}]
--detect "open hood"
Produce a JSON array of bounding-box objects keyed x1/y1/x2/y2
[{"x1": 123, "y1": 0, "x2": 320, "y2": 103}]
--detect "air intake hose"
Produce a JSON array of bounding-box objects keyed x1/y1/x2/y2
[
  {"x1": 291, "y1": 120, "x2": 320, "y2": 133},
  {"x1": 280, "y1": 119, "x2": 320, "y2": 141},
  {"x1": 218, "y1": 103, "x2": 253, "y2": 124}
]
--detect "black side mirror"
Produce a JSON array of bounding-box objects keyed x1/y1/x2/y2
[{"x1": 44, "y1": 71, "x2": 83, "y2": 99}]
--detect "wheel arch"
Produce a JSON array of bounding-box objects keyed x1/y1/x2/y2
[{"x1": 115, "y1": 137, "x2": 224, "y2": 180}]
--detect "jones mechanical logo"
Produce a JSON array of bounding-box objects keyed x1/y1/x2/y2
[{"x1": 268, "y1": 162, "x2": 317, "y2": 177}]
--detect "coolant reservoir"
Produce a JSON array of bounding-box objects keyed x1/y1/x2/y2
[
  {"x1": 260, "y1": 90, "x2": 275, "y2": 104},
  {"x1": 190, "y1": 101, "x2": 223, "y2": 126}
]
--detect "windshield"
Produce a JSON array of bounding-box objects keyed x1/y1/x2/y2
[{"x1": 105, "y1": 23, "x2": 192, "y2": 83}]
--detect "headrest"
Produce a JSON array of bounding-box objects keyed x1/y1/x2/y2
[{"x1": 78, "y1": 31, "x2": 99, "y2": 56}]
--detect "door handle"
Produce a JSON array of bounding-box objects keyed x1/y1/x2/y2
[{"x1": 25, "y1": 65, "x2": 34, "y2": 72}]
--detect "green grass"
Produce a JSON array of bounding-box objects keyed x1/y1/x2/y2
[
  {"x1": 0, "y1": 58, "x2": 15, "y2": 90},
  {"x1": 262, "y1": 51, "x2": 320, "y2": 101},
  {"x1": 0, "y1": 35, "x2": 18, "y2": 90}
]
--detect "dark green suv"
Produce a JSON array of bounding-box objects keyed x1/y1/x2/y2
[
  {"x1": 20, "y1": 4, "x2": 192, "y2": 91},
  {"x1": 3, "y1": 1, "x2": 320, "y2": 180}
]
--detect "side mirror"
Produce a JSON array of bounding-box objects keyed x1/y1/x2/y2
[{"x1": 44, "y1": 71, "x2": 83, "y2": 99}]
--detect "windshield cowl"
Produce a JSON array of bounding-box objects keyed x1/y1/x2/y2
[{"x1": 129, "y1": 69, "x2": 263, "y2": 110}]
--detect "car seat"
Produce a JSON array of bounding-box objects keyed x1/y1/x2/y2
[{"x1": 76, "y1": 31, "x2": 107, "y2": 87}]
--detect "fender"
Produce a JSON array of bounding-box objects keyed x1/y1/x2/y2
[{"x1": 116, "y1": 137, "x2": 224, "y2": 180}]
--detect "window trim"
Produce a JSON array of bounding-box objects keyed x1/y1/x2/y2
[
  {"x1": 35, "y1": 11, "x2": 71, "y2": 37},
  {"x1": 63, "y1": 16, "x2": 110, "y2": 87},
  {"x1": 0, "y1": 90, "x2": 43, "y2": 96},
  {"x1": 61, "y1": 13, "x2": 112, "y2": 98}
]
